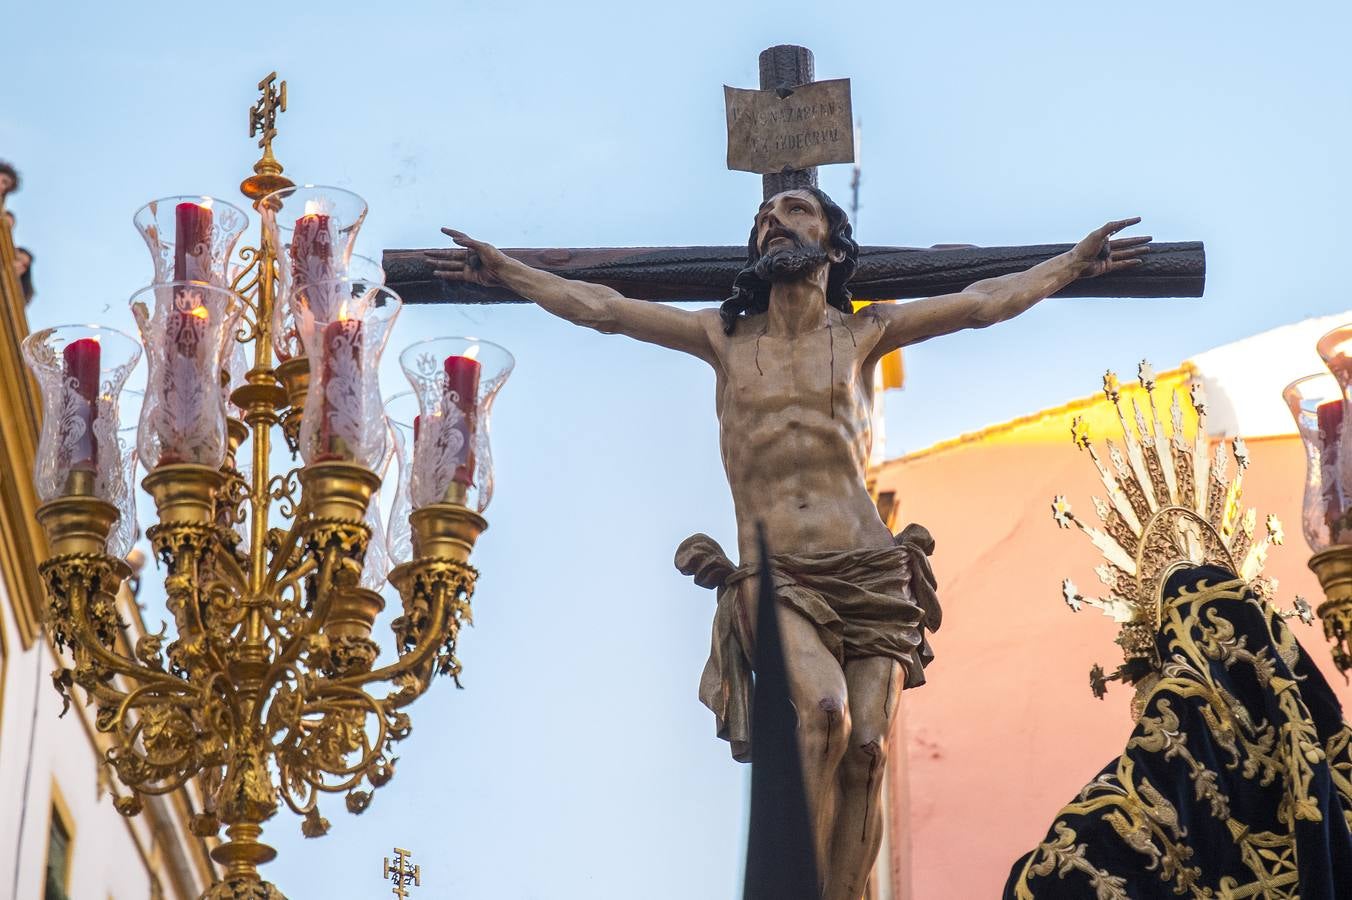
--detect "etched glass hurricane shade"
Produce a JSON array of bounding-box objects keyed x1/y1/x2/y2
[
  {"x1": 399, "y1": 337, "x2": 514, "y2": 515},
  {"x1": 383, "y1": 391, "x2": 418, "y2": 566},
  {"x1": 361, "y1": 422, "x2": 396, "y2": 591},
  {"x1": 261, "y1": 185, "x2": 367, "y2": 287},
  {"x1": 108, "y1": 390, "x2": 143, "y2": 559},
  {"x1": 133, "y1": 195, "x2": 249, "y2": 287},
  {"x1": 130, "y1": 281, "x2": 244, "y2": 470},
  {"x1": 261, "y1": 186, "x2": 369, "y2": 360},
  {"x1": 1316, "y1": 324, "x2": 1352, "y2": 511},
  {"x1": 273, "y1": 252, "x2": 384, "y2": 362},
  {"x1": 293, "y1": 278, "x2": 402, "y2": 469},
  {"x1": 21, "y1": 324, "x2": 142, "y2": 536},
  {"x1": 1284, "y1": 373, "x2": 1346, "y2": 552}
]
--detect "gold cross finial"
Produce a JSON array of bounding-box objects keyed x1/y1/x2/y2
[
  {"x1": 383, "y1": 847, "x2": 421, "y2": 899},
  {"x1": 249, "y1": 72, "x2": 287, "y2": 152},
  {"x1": 240, "y1": 72, "x2": 295, "y2": 201}
]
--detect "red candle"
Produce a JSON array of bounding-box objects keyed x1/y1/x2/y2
[
  {"x1": 174, "y1": 200, "x2": 213, "y2": 282},
  {"x1": 292, "y1": 206, "x2": 333, "y2": 288},
  {"x1": 1319, "y1": 399, "x2": 1345, "y2": 537},
  {"x1": 319, "y1": 308, "x2": 363, "y2": 459},
  {"x1": 62, "y1": 337, "x2": 101, "y2": 471},
  {"x1": 443, "y1": 352, "x2": 481, "y2": 486}
]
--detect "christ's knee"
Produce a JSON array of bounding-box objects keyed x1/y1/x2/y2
[
  {"x1": 799, "y1": 695, "x2": 851, "y2": 771},
  {"x1": 841, "y1": 732, "x2": 888, "y2": 788}
]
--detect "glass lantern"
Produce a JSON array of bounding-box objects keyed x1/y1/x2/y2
[
  {"x1": 383, "y1": 391, "x2": 418, "y2": 566},
  {"x1": 21, "y1": 324, "x2": 142, "y2": 517},
  {"x1": 1284, "y1": 373, "x2": 1347, "y2": 551},
  {"x1": 130, "y1": 282, "x2": 244, "y2": 470},
  {"x1": 399, "y1": 337, "x2": 514, "y2": 515},
  {"x1": 292, "y1": 278, "x2": 401, "y2": 469},
  {"x1": 261, "y1": 184, "x2": 367, "y2": 284},
  {"x1": 134, "y1": 195, "x2": 250, "y2": 286},
  {"x1": 1317, "y1": 324, "x2": 1352, "y2": 499}
]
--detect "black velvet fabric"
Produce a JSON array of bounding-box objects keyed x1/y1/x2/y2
[{"x1": 1005, "y1": 565, "x2": 1352, "y2": 898}]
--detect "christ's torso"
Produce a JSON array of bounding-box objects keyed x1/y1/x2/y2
[{"x1": 711, "y1": 310, "x2": 895, "y2": 562}]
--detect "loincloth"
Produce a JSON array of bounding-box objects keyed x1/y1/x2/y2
[{"x1": 675, "y1": 525, "x2": 942, "y2": 762}]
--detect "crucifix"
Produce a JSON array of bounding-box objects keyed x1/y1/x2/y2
[
  {"x1": 382, "y1": 847, "x2": 421, "y2": 898},
  {"x1": 395, "y1": 45, "x2": 1203, "y2": 900}
]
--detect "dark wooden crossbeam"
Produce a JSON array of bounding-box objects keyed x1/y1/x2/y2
[
  {"x1": 387, "y1": 44, "x2": 1205, "y2": 306},
  {"x1": 383, "y1": 241, "x2": 1205, "y2": 305}
]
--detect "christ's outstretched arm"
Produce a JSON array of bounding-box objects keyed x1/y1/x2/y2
[
  {"x1": 426, "y1": 229, "x2": 717, "y2": 361},
  {"x1": 862, "y1": 217, "x2": 1151, "y2": 361}
]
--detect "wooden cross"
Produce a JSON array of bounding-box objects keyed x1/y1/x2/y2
[
  {"x1": 383, "y1": 45, "x2": 1204, "y2": 304},
  {"x1": 382, "y1": 847, "x2": 421, "y2": 898}
]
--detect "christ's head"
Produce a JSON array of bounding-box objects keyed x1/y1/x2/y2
[{"x1": 720, "y1": 187, "x2": 858, "y2": 334}]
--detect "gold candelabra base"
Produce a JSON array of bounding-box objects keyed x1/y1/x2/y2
[
  {"x1": 36, "y1": 494, "x2": 120, "y2": 557},
  {"x1": 1308, "y1": 546, "x2": 1352, "y2": 674},
  {"x1": 275, "y1": 357, "x2": 309, "y2": 454},
  {"x1": 298, "y1": 460, "x2": 380, "y2": 523},
  {"x1": 409, "y1": 502, "x2": 487, "y2": 564},
  {"x1": 143, "y1": 464, "x2": 227, "y2": 526}
]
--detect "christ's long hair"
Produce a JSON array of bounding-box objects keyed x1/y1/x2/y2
[{"x1": 720, "y1": 187, "x2": 859, "y2": 335}]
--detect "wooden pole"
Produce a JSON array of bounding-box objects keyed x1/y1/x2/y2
[{"x1": 759, "y1": 45, "x2": 819, "y2": 201}]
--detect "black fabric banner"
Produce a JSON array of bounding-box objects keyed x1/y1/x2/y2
[{"x1": 1005, "y1": 565, "x2": 1352, "y2": 898}]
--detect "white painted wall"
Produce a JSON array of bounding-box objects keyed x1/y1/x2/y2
[
  {"x1": 0, "y1": 585, "x2": 160, "y2": 900},
  {"x1": 1190, "y1": 311, "x2": 1352, "y2": 439}
]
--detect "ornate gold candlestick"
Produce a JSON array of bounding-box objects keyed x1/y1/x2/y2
[
  {"x1": 1308, "y1": 549, "x2": 1352, "y2": 673},
  {"x1": 23, "y1": 75, "x2": 508, "y2": 899}
]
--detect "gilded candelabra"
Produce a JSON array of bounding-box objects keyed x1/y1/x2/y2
[
  {"x1": 24, "y1": 75, "x2": 511, "y2": 898},
  {"x1": 1285, "y1": 330, "x2": 1352, "y2": 676}
]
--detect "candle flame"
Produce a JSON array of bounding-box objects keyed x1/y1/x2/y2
[
  {"x1": 190, "y1": 306, "x2": 209, "y2": 320},
  {"x1": 463, "y1": 344, "x2": 480, "y2": 361},
  {"x1": 200, "y1": 198, "x2": 214, "y2": 211},
  {"x1": 338, "y1": 301, "x2": 350, "y2": 322},
  {"x1": 303, "y1": 199, "x2": 324, "y2": 217}
]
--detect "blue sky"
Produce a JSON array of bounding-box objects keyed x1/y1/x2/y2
[{"x1": 6, "y1": 1, "x2": 1352, "y2": 897}]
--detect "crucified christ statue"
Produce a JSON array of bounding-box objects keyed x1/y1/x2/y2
[{"x1": 427, "y1": 188, "x2": 1149, "y2": 900}]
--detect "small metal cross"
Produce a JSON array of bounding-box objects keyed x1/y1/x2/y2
[
  {"x1": 248, "y1": 72, "x2": 287, "y2": 152},
  {"x1": 383, "y1": 847, "x2": 421, "y2": 899}
]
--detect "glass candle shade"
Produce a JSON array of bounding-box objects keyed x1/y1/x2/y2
[
  {"x1": 21, "y1": 325, "x2": 142, "y2": 509},
  {"x1": 273, "y1": 253, "x2": 384, "y2": 363},
  {"x1": 134, "y1": 195, "x2": 249, "y2": 286},
  {"x1": 399, "y1": 337, "x2": 514, "y2": 514},
  {"x1": 1316, "y1": 324, "x2": 1352, "y2": 503},
  {"x1": 293, "y1": 279, "x2": 401, "y2": 469},
  {"x1": 261, "y1": 185, "x2": 367, "y2": 299},
  {"x1": 360, "y1": 423, "x2": 396, "y2": 591},
  {"x1": 108, "y1": 390, "x2": 143, "y2": 559},
  {"x1": 1284, "y1": 373, "x2": 1347, "y2": 551},
  {"x1": 383, "y1": 391, "x2": 418, "y2": 566},
  {"x1": 223, "y1": 335, "x2": 250, "y2": 415},
  {"x1": 131, "y1": 282, "x2": 243, "y2": 470}
]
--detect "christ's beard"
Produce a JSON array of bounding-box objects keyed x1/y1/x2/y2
[{"x1": 753, "y1": 244, "x2": 830, "y2": 283}]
